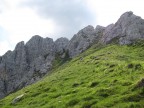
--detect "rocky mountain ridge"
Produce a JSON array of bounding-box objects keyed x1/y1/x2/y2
[{"x1": 0, "y1": 11, "x2": 144, "y2": 98}]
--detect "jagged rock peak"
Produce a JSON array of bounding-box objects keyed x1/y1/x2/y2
[
  {"x1": 25, "y1": 35, "x2": 55, "y2": 62},
  {"x1": 94, "y1": 25, "x2": 105, "y2": 35},
  {"x1": 67, "y1": 25, "x2": 100, "y2": 58},
  {"x1": 95, "y1": 25, "x2": 105, "y2": 29},
  {"x1": 116, "y1": 11, "x2": 142, "y2": 26},
  {"x1": 77, "y1": 25, "x2": 94, "y2": 35},
  {"x1": 29, "y1": 35, "x2": 43, "y2": 40},
  {"x1": 15, "y1": 41, "x2": 25, "y2": 50},
  {"x1": 55, "y1": 37, "x2": 69, "y2": 44},
  {"x1": 121, "y1": 11, "x2": 133, "y2": 17},
  {"x1": 26, "y1": 35, "x2": 54, "y2": 47},
  {"x1": 26, "y1": 35, "x2": 54, "y2": 46},
  {"x1": 83, "y1": 25, "x2": 94, "y2": 30},
  {"x1": 101, "y1": 11, "x2": 144, "y2": 44},
  {"x1": 55, "y1": 37, "x2": 69, "y2": 54},
  {"x1": 3, "y1": 50, "x2": 12, "y2": 57}
]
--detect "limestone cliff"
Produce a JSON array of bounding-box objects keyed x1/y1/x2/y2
[{"x1": 0, "y1": 11, "x2": 144, "y2": 99}]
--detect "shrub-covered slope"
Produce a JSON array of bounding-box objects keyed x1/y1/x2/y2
[{"x1": 0, "y1": 43, "x2": 144, "y2": 108}]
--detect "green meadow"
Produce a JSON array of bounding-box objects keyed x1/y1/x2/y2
[{"x1": 0, "y1": 42, "x2": 144, "y2": 108}]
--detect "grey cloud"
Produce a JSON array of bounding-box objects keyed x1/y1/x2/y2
[{"x1": 22, "y1": 0, "x2": 95, "y2": 39}]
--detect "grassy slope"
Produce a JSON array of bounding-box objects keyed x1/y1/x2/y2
[{"x1": 0, "y1": 43, "x2": 144, "y2": 108}]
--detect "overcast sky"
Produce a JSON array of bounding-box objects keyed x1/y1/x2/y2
[{"x1": 0, "y1": 0, "x2": 144, "y2": 55}]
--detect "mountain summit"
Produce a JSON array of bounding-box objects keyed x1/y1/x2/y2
[{"x1": 101, "y1": 11, "x2": 144, "y2": 44}]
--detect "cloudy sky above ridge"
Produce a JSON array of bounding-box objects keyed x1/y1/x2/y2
[{"x1": 0, "y1": 0, "x2": 144, "y2": 55}]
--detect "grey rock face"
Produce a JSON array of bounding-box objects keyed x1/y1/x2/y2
[
  {"x1": 94, "y1": 25, "x2": 105, "y2": 42},
  {"x1": 101, "y1": 11, "x2": 144, "y2": 44},
  {"x1": 0, "y1": 41, "x2": 27, "y2": 98},
  {"x1": 0, "y1": 35, "x2": 56, "y2": 98},
  {"x1": 55, "y1": 37, "x2": 69, "y2": 54},
  {"x1": 25, "y1": 35, "x2": 55, "y2": 62},
  {"x1": 25, "y1": 35, "x2": 56, "y2": 83},
  {"x1": 55, "y1": 37, "x2": 69, "y2": 59},
  {"x1": 67, "y1": 25, "x2": 94, "y2": 58},
  {"x1": 67, "y1": 25, "x2": 105, "y2": 58},
  {"x1": 94, "y1": 25, "x2": 105, "y2": 36}
]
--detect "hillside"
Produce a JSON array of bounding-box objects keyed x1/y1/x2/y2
[
  {"x1": 0, "y1": 11, "x2": 144, "y2": 108},
  {"x1": 1, "y1": 11, "x2": 144, "y2": 99},
  {"x1": 0, "y1": 42, "x2": 144, "y2": 108}
]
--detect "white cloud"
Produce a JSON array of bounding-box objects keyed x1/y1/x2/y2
[
  {"x1": 0, "y1": 0, "x2": 56, "y2": 55},
  {"x1": 0, "y1": 7, "x2": 55, "y2": 42},
  {"x1": 23, "y1": 0, "x2": 95, "y2": 39},
  {"x1": 86, "y1": 0, "x2": 144, "y2": 26}
]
